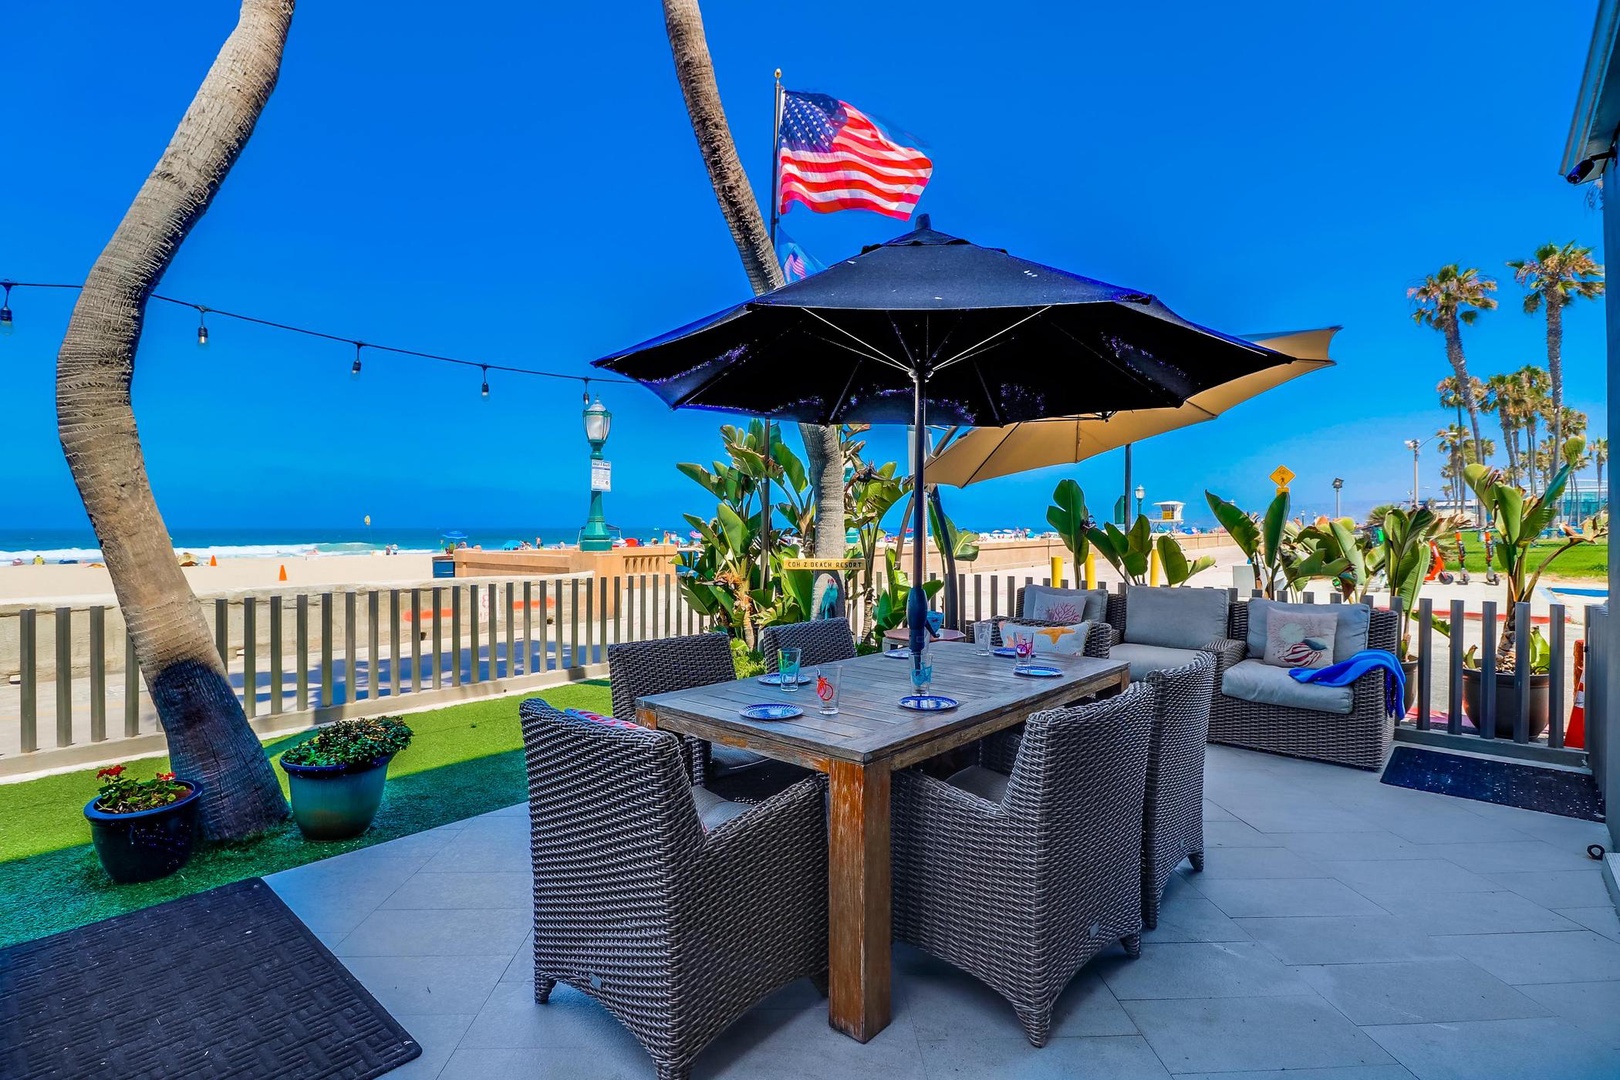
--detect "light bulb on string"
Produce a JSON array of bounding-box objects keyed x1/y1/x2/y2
[
  {"x1": 350, "y1": 342, "x2": 363, "y2": 379},
  {"x1": 196, "y1": 307, "x2": 210, "y2": 347},
  {"x1": 480, "y1": 365, "x2": 490, "y2": 399},
  {"x1": 1, "y1": 282, "x2": 15, "y2": 336}
]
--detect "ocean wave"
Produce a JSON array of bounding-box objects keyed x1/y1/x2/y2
[{"x1": 1, "y1": 541, "x2": 437, "y2": 564}]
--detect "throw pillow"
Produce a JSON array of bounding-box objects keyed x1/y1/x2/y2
[
  {"x1": 999, "y1": 619, "x2": 1092, "y2": 657},
  {"x1": 1022, "y1": 586, "x2": 1108, "y2": 623},
  {"x1": 1262, "y1": 611, "x2": 1338, "y2": 669},
  {"x1": 564, "y1": 707, "x2": 639, "y2": 730}
]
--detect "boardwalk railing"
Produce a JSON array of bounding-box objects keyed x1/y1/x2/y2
[{"x1": 0, "y1": 566, "x2": 1600, "y2": 778}]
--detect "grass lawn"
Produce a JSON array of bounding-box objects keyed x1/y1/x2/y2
[
  {"x1": 1451, "y1": 539, "x2": 1608, "y2": 581},
  {"x1": 0, "y1": 680, "x2": 609, "y2": 949}
]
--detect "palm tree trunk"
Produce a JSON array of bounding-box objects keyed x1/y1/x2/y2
[
  {"x1": 1443, "y1": 323, "x2": 1486, "y2": 520},
  {"x1": 661, "y1": 0, "x2": 846, "y2": 561},
  {"x1": 56, "y1": 0, "x2": 293, "y2": 840},
  {"x1": 1497, "y1": 408, "x2": 1517, "y2": 483},
  {"x1": 1546, "y1": 294, "x2": 1564, "y2": 453}
]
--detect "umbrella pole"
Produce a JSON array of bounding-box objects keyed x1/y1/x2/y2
[{"x1": 907, "y1": 378, "x2": 929, "y2": 667}]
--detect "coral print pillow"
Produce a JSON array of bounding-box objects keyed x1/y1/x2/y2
[
  {"x1": 999, "y1": 620, "x2": 1092, "y2": 657},
  {"x1": 1262, "y1": 612, "x2": 1337, "y2": 669}
]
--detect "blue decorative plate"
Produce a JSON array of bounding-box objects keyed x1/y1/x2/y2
[
  {"x1": 884, "y1": 647, "x2": 911, "y2": 659},
  {"x1": 991, "y1": 646, "x2": 1018, "y2": 658},
  {"x1": 1015, "y1": 665, "x2": 1063, "y2": 678},
  {"x1": 756, "y1": 673, "x2": 812, "y2": 686},
  {"x1": 899, "y1": 694, "x2": 959, "y2": 712},
  {"x1": 740, "y1": 702, "x2": 804, "y2": 721}
]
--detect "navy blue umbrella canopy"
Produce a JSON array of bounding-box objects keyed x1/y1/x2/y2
[
  {"x1": 594, "y1": 218, "x2": 1291, "y2": 427},
  {"x1": 595, "y1": 217, "x2": 1298, "y2": 667}
]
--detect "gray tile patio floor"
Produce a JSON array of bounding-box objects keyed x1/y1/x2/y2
[{"x1": 266, "y1": 745, "x2": 1620, "y2": 1080}]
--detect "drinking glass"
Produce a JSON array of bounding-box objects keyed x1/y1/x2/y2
[
  {"x1": 1008, "y1": 630, "x2": 1036, "y2": 672},
  {"x1": 778, "y1": 647, "x2": 803, "y2": 691},
  {"x1": 974, "y1": 620, "x2": 996, "y2": 655},
  {"x1": 910, "y1": 658, "x2": 934, "y2": 695},
  {"x1": 814, "y1": 665, "x2": 843, "y2": 715}
]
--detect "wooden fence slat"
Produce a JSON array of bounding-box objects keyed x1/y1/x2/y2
[
  {"x1": 54, "y1": 608, "x2": 73, "y2": 747},
  {"x1": 320, "y1": 592, "x2": 335, "y2": 709},
  {"x1": 522, "y1": 582, "x2": 533, "y2": 675},
  {"x1": 451, "y1": 587, "x2": 462, "y2": 687},
  {"x1": 270, "y1": 596, "x2": 283, "y2": 715},
  {"x1": 296, "y1": 595, "x2": 310, "y2": 711},
  {"x1": 1447, "y1": 599, "x2": 1465, "y2": 735},
  {"x1": 19, "y1": 610, "x2": 36, "y2": 753},
  {"x1": 123, "y1": 631, "x2": 139, "y2": 737},
  {"x1": 413, "y1": 588, "x2": 424, "y2": 693},
  {"x1": 89, "y1": 607, "x2": 106, "y2": 742},
  {"x1": 1479, "y1": 601, "x2": 1497, "y2": 740},
  {"x1": 344, "y1": 591, "x2": 357, "y2": 706},
  {"x1": 599, "y1": 577, "x2": 610, "y2": 657},
  {"x1": 390, "y1": 590, "x2": 403, "y2": 697},
  {"x1": 1549, "y1": 605, "x2": 1567, "y2": 749},
  {"x1": 215, "y1": 597, "x2": 229, "y2": 668},
  {"x1": 242, "y1": 598, "x2": 256, "y2": 720},
  {"x1": 1416, "y1": 598, "x2": 1433, "y2": 730},
  {"x1": 539, "y1": 581, "x2": 550, "y2": 672},
  {"x1": 431, "y1": 586, "x2": 443, "y2": 689},
  {"x1": 367, "y1": 591, "x2": 381, "y2": 697},
  {"x1": 487, "y1": 584, "x2": 498, "y2": 679},
  {"x1": 1513, "y1": 601, "x2": 1531, "y2": 744},
  {"x1": 469, "y1": 584, "x2": 481, "y2": 684}
]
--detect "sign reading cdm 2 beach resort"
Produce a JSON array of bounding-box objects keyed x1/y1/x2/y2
[{"x1": 590, "y1": 460, "x2": 611, "y2": 492}]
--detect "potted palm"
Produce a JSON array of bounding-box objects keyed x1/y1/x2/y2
[
  {"x1": 83, "y1": 764, "x2": 203, "y2": 883},
  {"x1": 279, "y1": 717, "x2": 413, "y2": 840},
  {"x1": 1458, "y1": 438, "x2": 1607, "y2": 738}
]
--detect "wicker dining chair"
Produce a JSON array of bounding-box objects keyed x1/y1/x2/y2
[
  {"x1": 519, "y1": 698, "x2": 828, "y2": 1080},
  {"x1": 759, "y1": 617, "x2": 857, "y2": 671},
  {"x1": 1141, "y1": 654, "x2": 1215, "y2": 931},
  {"x1": 608, "y1": 632, "x2": 765, "y2": 786},
  {"x1": 891, "y1": 683, "x2": 1154, "y2": 1047}
]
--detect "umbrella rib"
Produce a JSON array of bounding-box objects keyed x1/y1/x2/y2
[
  {"x1": 932, "y1": 307, "x2": 1053, "y2": 372},
  {"x1": 802, "y1": 309, "x2": 910, "y2": 374}
]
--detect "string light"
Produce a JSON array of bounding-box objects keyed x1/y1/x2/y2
[{"x1": 0, "y1": 279, "x2": 623, "y2": 389}]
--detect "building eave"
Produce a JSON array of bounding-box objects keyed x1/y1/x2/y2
[{"x1": 1563, "y1": 0, "x2": 1620, "y2": 177}]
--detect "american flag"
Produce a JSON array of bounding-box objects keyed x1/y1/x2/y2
[
  {"x1": 777, "y1": 229, "x2": 823, "y2": 282},
  {"x1": 778, "y1": 90, "x2": 932, "y2": 220}
]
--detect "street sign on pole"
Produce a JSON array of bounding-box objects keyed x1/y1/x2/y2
[
  {"x1": 1269, "y1": 465, "x2": 1295, "y2": 493},
  {"x1": 590, "y1": 460, "x2": 612, "y2": 493}
]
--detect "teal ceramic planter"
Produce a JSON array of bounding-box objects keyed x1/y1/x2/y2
[
  {"x1": 84, "y1": 780, "x2": 203, "y2": 883},
  {"x1": 280, "y1": 753, "x2": 394, "y2": 840}
]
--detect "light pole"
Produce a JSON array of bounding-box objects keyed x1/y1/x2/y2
[
  {"x1": 1332, "y1": 477, "x2": 1344, "y2": 519},
  {"x1": 1135, "y1": 483, "x2": 1146, "y2": 520},
  {"x1": 580, "y1": 393, "x2": 614, "y2": 552}
]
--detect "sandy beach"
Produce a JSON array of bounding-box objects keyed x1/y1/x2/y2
[{"x1": 0, "y1": 552, "x2": 441, "y2": 606}]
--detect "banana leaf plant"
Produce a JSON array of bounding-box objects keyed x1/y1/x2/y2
[
  {"x1": 1373, "y1": 506, "x2": 1458, "y2": 661},
  {"x1": 1155, "y1": 533, "x2": 1217, "y2": 586},
  {"x1": 1046, "y1": 479, "x2": 1092, "y2": 563},
  {"x1": 1463, "y1": 436, "x2": 1609, "y2": 667},
  {"x1": 1206, "y1": 490, "x2": 1300, "y2": 599},
  {"x1": 1290, "y1": 518, "x2": 1362, "y2": 601},
  {"x1": 1087, "y1": 514, "x2": 1153, "y2": 584},
  {"x1": 868, "y1": 548, "x2": 944, "y2": 646}
]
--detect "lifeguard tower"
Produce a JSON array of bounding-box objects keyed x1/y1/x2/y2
[{"x1": 1151, "y1": 501, "x2": 1186, "y2": 533}]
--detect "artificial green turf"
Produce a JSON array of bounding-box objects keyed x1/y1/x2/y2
[
  {"x1": 1450, "y1": 539, "x2": 1608, "y2": 581},
  {"x1": 0, "y1": 680, "x2": 609, "y2": 949}
]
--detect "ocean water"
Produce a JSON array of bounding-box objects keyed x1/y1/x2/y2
[{"x1": 0, "y1": 526, "x2": 667, "y2": 564}]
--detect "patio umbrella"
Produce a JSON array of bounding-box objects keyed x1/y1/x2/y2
[
  {"x1": 594, "y1": 217, "x2": 1299, "y2": 665},
  {"x1": 926, "y1": 328, "x2": 1339, "y2": 487}
]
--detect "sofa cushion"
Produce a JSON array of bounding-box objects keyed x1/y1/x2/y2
[
  {"x1": 1221, "y1": 658, "x2": 1354, "y2": 714},
  {"x1": 946, "y1": 764, "x2": 1010, "y2": 803},
  {"x1": 999, "y1": 619, "x2": 1093, "y2": 656},
  {"x1": 690, "y1": 785, "x2": 751, "y2": 831},
  {"x1": 1022, "y1": 585, "x2": 1109, "y2": 624},
  {"x1": 1111, "y1": 642, "x2": 1209, "y2": 683},
  {"x1": 1123, "y1": 586, "x2": 1229, "y2": 650},
  {"x1": 1246, "y1": 600, "x2": 1371, "y2": 664}
]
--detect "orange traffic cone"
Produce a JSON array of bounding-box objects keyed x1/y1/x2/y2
[
  {"x1": 278, "y1": 564, "x2": 288, "y2": 582},
  {"x1": 208, "y1": 555, "x2": 217, "y2": 567},
  {"x1": 1567, "y1": 639, "x2": 1587, "y2": 749}
]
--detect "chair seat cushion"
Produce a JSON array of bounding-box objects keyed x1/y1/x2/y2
[
  {"x1": 690, "y1": 784, "x2": 751, "y2": 830},
  {"x1": 1111, "y1": 642, "x2": 1209, "y2": 682},
  {"x1": 945, "y1": 764, "x2": 1010, "y2": 803},
  {"x1": 1123, "y1": 586, "x2": 1229, "y2": 650},
  {"x1": 711, "y1": 745, "x2": 770, "y2": 774},
  {"x1": 1221, "y1": 658, "x2": 1354, "y2": 715}
]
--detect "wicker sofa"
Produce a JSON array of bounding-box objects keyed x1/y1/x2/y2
[
  {"x1": 891, "y1": 684, "x2": 1154, "y2": 1047},
  {"x1": 1210, "y1": 601, "x2": 1400, "y2": 770},
  {"x1": 518, "y1": 698, "x2": 828, "y2": 1080}
]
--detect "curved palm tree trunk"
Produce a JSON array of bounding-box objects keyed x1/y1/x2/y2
[
  {"x1": 1545, "y1": 294, "x2": 1565, "y2": 452},
  {"x1": 56, "y1": 0, "x2": 294, "y2": 840},
  {"x1": 661, "y1": 0, "x2": 846, "y2": 562},
  {"x1": 1442, "y1": 324, "x2": 1486, "y2": 521}
]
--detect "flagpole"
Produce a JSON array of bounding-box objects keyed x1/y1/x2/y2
[{"x1": 761, "y1": 70, "x2": 784, "y2": 597}]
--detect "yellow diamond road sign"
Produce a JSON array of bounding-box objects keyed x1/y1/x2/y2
[{"x1": 1270, "y1": 465, "x2": 1295, "y2": 490}]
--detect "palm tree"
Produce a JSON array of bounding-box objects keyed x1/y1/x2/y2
[
  {"x1": 1485, "y1": 372, "x2": 1524, "y2": 483},
  {"x1": 1410, "y1": 266, "x2": 1498, "y2": 467},
  {"x1": 54, "y1": 0, "x2": 293, "y2": 839},
  {"x1": 1508, "y1": 242, "x2": 1604, "y2": 453},
  {"x1": 660, "y1": 0, "x2": 845, "y2": 566},
  {"x1": 1514, "y1": 365, "x2": 1552, "y2": 495},
  {"x1": 1437, "y1": 374, "x2": 1489, "y2": 493},
  {"x1": 1594, "y1": 436, "x2": 1609, "y2": 498}
]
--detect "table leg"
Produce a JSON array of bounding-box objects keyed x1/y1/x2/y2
[{"x1": 826, "y1": 758, "x2": 892, "y2": 1043}]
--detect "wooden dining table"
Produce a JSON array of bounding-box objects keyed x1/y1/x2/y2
[{"x1": 634, "y1": 640, "x2": 1130, "y2": 1043}]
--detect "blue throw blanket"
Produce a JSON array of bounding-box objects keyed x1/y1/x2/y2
[{"x1": 1288, "y1": 649, "x2": 1405, "y2": 716}]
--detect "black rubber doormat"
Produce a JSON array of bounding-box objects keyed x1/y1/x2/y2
[
  {"x1": 1382, "y1": 745, "x2": 1605, "y2": 822},
  {"x1": 0, "y1": 878, "x2": 421, "y2": 1079}
]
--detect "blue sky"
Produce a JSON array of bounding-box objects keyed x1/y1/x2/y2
[{"x1": 1, "y1": 1, "x2": 1608, "y2": 537}]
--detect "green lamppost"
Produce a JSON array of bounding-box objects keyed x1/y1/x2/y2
[{"x1": 580, "y1": 392, "x2": 614, "y2": 551}]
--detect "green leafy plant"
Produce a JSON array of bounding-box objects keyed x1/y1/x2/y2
[
  {"x1": 1087, "y1": 514, "x2": 1153, "y2": 584},
  {"x1": 1373, "y1": 506, "x2": 1456, "y2": 660},
  {"x1": 1155, "y1": 533, "x2": 1217, "y2": 586},
  {"x1": 1046, "y1": 479, "x2": 1092, "y2": 563},
  {"x1": 281, "y1": 717, "x2": 414, "y2": 768},
  {"x1": 92, "y1": 764, "x2": 191, "y2": 814},
  {"x1": 1206, "y1": 490, "x2": 1300, "y2": 599},
  {"x1": 868, "y1": 548, "x2": 944, "y2": 645},
  {"x1": 1463, "y1": 435, "x2": 1609, "y2": 667},
  {"x1": 730, "y1": 638, "x2": 766, "y2": 678},
  {"x1": 1291, "y1": 517, "x2": 1363, "y2": 601}
]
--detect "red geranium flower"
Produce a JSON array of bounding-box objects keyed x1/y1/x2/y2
[
  {"x1": 96, "y1": 765, "x2": 125, "y2": 779},
  {"x1": 156, "y1": 771, "x2": 176, "y2": 782}
]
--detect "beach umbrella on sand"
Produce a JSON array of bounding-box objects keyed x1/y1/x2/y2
[
  {"x1": 926, "y1": 328, "x2": 1339, "y2": 487},
  {"x1": 595, "y1": 217, "x2": 1304, "y2": 668}
]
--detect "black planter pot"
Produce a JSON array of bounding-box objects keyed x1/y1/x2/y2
[
  {"x1": 1401, "y1": 659, "x2": 1418, "y2": 715},
  {"x1": 280, "y1": 754, "x2": 395, "y2": 840},
  {"x1": 84, "y1": 781, "x2": 204, "y2": 884},
  {"x1": 1460, "y1": 668, "x2": 1551, "y2": 740}
]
